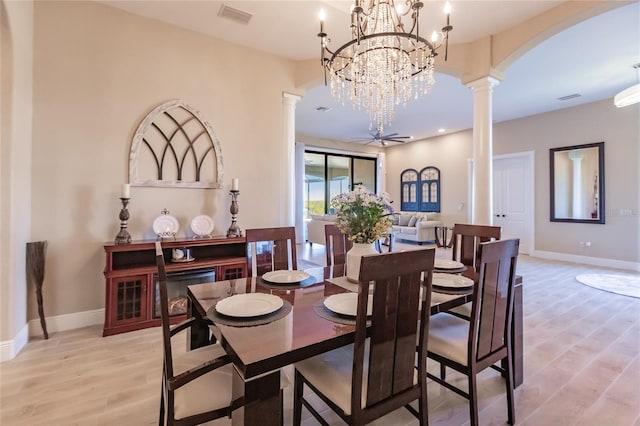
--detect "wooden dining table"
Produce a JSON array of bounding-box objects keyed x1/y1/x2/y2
[{"x1": 187, "y1": 264, "x2": 523, "y2": 426}]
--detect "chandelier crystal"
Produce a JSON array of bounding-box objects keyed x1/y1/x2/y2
[{"x1": 318, "y1": 1, "x2": 453, "y2": 133}]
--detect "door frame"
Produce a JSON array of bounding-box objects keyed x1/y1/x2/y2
[{"x1": 493, "y1": 151, "x2": 535, "y2": 255}]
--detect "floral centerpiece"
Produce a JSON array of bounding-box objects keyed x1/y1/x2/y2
[
  {"x1": 330, "y1": 185, "x2": 394, "y2": 243},
  {"x1": 330, "y1": 185, "x2": 394, "y2": 281}
]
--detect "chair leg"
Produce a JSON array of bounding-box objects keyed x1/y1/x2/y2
[
  {"x1": 158, "y1": 383, "x2": 165, "y2": 426},
  {"x1": 440, "y1": 363, "x2": 446, "y2": 380},
  {"x1": 293, "y1": 370, "x2": 303, "y2": 426},
  {"x1": 505, "y1": 353, "x2": 515, "y2": 425},
  {"x1": 468, "y1": 373, "x2": 479, "y2": 426},
  {"x1": 419, "y1": 380, "x2": 429, "y2": 426}
]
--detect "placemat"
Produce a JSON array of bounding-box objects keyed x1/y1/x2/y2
[
  {"x1": 207, "y1": 299, "x2": 292, "y2": 327},
  {"x1": 313, "y1": 301, "x2": 370, "y2": 326},
  {"x1": 433, "y1": 267, "x2": 467, "y2": 274},
  {"x1": 432, "y1": 286, "x2": 473, "y2": 296},
  {"x1": 257, "y1": 276, "x2": 317, "y2": 291}
]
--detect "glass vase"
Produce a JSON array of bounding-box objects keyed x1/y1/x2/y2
[{"x1": 346, "y1": 242, "x2": 378, "y2": 283}]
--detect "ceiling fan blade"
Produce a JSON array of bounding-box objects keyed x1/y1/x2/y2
[
  {"x1": 387, "y1": 135, "x2": 412, "y2": 139},
  {"x1": 386, "y1": 139, "x2": 408, "y2": 143},
  {"x1": 381, "y1": 133, "x2": 398, "y2": 138}
]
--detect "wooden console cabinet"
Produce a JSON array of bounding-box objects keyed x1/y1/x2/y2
[{"x1": 103, "y1": 236, "x2": 246, "y2": 336}]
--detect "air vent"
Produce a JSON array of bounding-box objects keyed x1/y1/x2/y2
[
  {"x1": 218, "y1": 4, "x2": 252, "y2": 25},
  {"x1": 315, "y1": 106, "x2": 331, "y2": 112},
  {"x1": 558, "y1": 93, "x2": 581, "y2": 101}
]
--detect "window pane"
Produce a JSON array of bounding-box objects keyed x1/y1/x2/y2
[
  {"x1": 328, "y1": 155, "x2": 351, "y2": 203},
  {"x1": 353, "y1": 158, "x2": 376, "y2": 192},
  {"x1": 402, "y1": 171, "x2": 417, "y2": 182},
  {"x1": 430, "y1": 182, "x2": 437, "y2": 202},
  {"x1": 304, "y1": 153, "x2": 325, "y2": 219}
]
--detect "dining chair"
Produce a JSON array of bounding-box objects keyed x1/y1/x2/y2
[
  {"x1": 293, "y1": 248, "x2": 436, "y2": 426},
  {"x1": 447, "y1": 223, "x2": 501, "y2": 319},
  {"x1": 155, "y1": 241, "x2": 239, "y2": 426},
  {"x1": 245, "y1": 226, "x2": 297, "y2": 276},
  {"x1": 324, "y1": 223, "x2": 353, "y2": 266},
  {"x1": 450, "y1": 223, "x2": 501, "y2": 281},
  {"x1": 427, "y1": 238, "x2": 520, "y2": 426}
]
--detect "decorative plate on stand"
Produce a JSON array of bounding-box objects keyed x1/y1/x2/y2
[
  {"x1": 191, "y1": 215, "x2": 214, "y2": 238},
  {"x1": 153, "y1": 209, "x2": 179, "y2": 239}
]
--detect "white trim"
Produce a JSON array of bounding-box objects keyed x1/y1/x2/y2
[
  {"x1": 0, "y1": 323, "x2": 29, "y2": 362},
  {"x1": 28, "y1": 308, "x2": 104, "y2": 337},
  {"x1": 532, "y1": 250, "x2": 640, "y2": 272}
]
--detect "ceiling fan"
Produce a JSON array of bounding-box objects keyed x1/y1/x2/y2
[{"x1": 351, "y1": 130, "x2": 413, "y2": 146}]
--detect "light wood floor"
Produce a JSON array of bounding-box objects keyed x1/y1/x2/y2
[{"x1": 1, "y1": 243, "x2": 639, "y2": 425}]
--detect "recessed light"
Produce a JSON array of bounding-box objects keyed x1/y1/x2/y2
[{"x1": 437, "y1": 128, "x2": 445, "y2": 133}]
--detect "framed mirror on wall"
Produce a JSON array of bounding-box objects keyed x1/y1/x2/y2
[{"x1": 550, "y1": 142, "x2": 605, "y2": 224}]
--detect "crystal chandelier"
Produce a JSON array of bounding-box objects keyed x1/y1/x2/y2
[{"x1": 318, "y1": 1, "x2": 453, "y2": 134}]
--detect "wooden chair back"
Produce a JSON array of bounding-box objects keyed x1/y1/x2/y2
[
  {"x1": 451, "y1": 223, "x2": 501, "y2": 279},
  {"x1": 155, "y1": 241, "x2": 175, "y2": 380},
  {"x1": 155, "y1": 241, "x2": 236, "y2": 425},
  {"x1": 324, "y1": 224, "x2": 353, "y2": 266},
  {"x1": 470, "y1": 239, "x2": 519, "y2": 368},
  {"x1": 245, "y1": 227, "x2": 298, "y2": 276},
  {"x1": 352, "y1": 248, "x2": 435, "y2": 422}
]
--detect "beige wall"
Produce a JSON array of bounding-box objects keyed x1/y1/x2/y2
[
  {"x1": 25, "y1": 1, "x2": 297, "y2": 321},
  {"x1": 1, "y1": 0, "x2": 33, "y2": 343},
  {"x1": 494, "y1": 99, "x2": 639, "y2": 262},
  {"x1": 385, "y1": 99, "x2": 639, "y2": 263},
  {"x1": 386, "y1": 131, "x2": 472, "y2": 226}
]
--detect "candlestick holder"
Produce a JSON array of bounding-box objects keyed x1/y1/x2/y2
[
  {"x1": 226, "y1": 190, "x2": 242, "y2": 238},
  {"x1": 114, "y1": 197, "x2": 132, "y2": 244}
]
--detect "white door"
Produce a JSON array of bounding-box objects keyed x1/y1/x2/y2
[{"x1": 493, "y1": 153, "x2": 533, "y2": 254}]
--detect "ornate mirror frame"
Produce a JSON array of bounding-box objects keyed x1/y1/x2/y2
[{"x1": 550, "y1": 141, "x2": 605, "y2": 224}]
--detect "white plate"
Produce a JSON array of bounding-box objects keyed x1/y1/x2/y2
[
  {"x1": 262, "y1": 270, "x2": 311, "y2": 284},
  {"x1": 153, "y1": 214, "x2": 179, "y2": 237},
  {"x1": 434, "y1": 259, "x2": 465, "y2": 270},
  {"x1": 215, "y1": 293, "x2": 283, "y2": 318},
  {"x1": 191, "y1": 215, "x2": 214, "y2": 236},
  {"x1": 323, "y1": 293, "x2": 372, "y2": 317},
  {"x1": 432, "y1": 272, "x2": 474, "y2": 289}
]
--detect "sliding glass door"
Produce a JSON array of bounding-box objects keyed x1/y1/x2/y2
[
  {"x1": 304, "y1": 151, "x2": 377, "y2": 219},
  {"x1": 328, "y1": 156, "x2": 351, "y2": 204},
  {"x1": 304, "y1": 153, "x2": 326, "y2": 218}
]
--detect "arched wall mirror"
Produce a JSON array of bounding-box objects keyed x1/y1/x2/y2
[{"x1": 550, "y1": 142, "x2": 605, "y2": 224}]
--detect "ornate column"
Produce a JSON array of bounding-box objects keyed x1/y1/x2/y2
[
  {"x1": 467, "y1": 77, "x2": 499, "y2": 225},
  {"x1": 282, "y1": 92, "x2": 301, "y2": 237}
]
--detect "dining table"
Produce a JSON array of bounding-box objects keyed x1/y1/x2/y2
[{"x1": 186, "y1": 264, "x2": 523, "y2": 426}]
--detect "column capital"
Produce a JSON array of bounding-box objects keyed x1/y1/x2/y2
[
  {"x1": 282, "y1": 92, "x2": 302, "y2": 105},
  {"x1": 466, "y1": 76, "x2": 501, "y2": 91}
]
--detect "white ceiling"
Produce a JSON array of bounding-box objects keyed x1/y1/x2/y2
[{"x1": 100, "y1": 1, "x2": 640, "y2": 143}]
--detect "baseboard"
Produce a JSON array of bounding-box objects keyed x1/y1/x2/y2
[
  {"x1": 0, "y1": 323, "x2": 29, "y2": 362},
  {"x1": 28, "y1": 308, "x2": 104, "y2": 337},
  {"x1": 531, "y1": 250, "x2": 640, "y2": 272}
]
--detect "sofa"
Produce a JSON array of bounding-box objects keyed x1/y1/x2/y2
[
  {"x1": 306, "y1": 214, "x2": 338, "y2": 245},
  {"x1": 391, "y1": 211, "x2": 442, "y2": 244}
]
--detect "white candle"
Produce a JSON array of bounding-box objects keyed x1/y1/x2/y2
[
  {"x1": 231, "y1": 178, "x2": 239, "y2": 191},
  {"x1": 121, "y1": 183, "x2": 130, "y2": 198}
]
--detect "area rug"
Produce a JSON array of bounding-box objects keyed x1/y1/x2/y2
[{"x1": 575, "y1": 274, "x2": 640, "y2": 299}]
